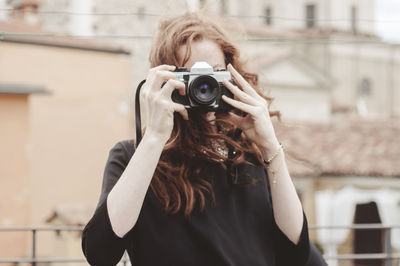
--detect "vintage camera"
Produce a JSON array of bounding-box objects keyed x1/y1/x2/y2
[{"x1": 171, "y1": 61, "x2": 234, "y2": 113}]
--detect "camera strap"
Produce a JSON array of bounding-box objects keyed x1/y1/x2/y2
[{"x1": 134, "y1": 79, "x2": 146, "y2": 149}]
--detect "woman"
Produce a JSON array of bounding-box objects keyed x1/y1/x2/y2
[{"x1": 82, "y1": 12, "x2": 326, "y2": 266}]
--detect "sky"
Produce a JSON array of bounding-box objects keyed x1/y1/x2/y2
[{"x1": 375, "y1": 0, "x2": 400, "y2": 43}]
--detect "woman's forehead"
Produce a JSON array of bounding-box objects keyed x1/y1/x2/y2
[{"x1": 177, "y1": 39, "x2": 226, "y2": 69}]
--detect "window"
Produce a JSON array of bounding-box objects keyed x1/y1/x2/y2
[
  {"x1": 220, "y1": 0, "x2": 227, "y2": 14},
  {"x1": 137, "y1": 6, "x2": 145, "y2": 20},
  {"x1": 359, "y1": 78, "x2": 372, "y2": 96},
  {"x1": 351, "y1": 5, "x2": 358, "y2": 34},
  {"x1": 265, "y1": 6, "x2": 272, "y2": 25},
  {"x1": 305, "y1": 4, "x2": 316, "y2": 29}
]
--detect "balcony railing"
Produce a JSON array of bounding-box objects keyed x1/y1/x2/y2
[
  {"x1": 308, "y1": 224, "x2": 400, "y2": 266},
  {"x1": 0, "y1": 224, "x2": 399, "y2": 265}
]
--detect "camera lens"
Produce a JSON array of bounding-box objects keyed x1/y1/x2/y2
[{"x1": 189, "y1": 76, "x2": 219, "y2": 105}]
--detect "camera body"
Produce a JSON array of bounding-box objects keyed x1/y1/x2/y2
[{"x1": 171, "y1": 61, "x2": 234, "y2": 113}]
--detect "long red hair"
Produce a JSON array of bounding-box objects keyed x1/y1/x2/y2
[{"x1": 147, "y1": 12, "x2": 279, "y2": 218}]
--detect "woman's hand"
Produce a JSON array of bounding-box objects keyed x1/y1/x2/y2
[
  {"x1": 220, "y1": 67, "x2": 305, "y2": 247},
  {"x1": 217, "y1": 64, "x2": 280, "y2": 157},
  {"x1": 140, "y1": 65, "x2": 188, "y2": 143}
]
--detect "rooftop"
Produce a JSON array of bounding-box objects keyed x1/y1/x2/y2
[
  {"x1": 275, "y1": 117, "x2": 400, "y2": 177},
  {"x1": 0, "y1": 19, "x2": 130, "y2": 54},
  {"x1": 0, "y1": 83, "x2": 49, "y2": 95}
]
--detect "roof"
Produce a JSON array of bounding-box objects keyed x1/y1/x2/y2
[
  {"x1": 0, "y1": 19, "x2": 130, "y2": 54},
  {"x1": 220, "y1": 18, "x2": 395, "y2": 49},
  {"x1": 222, "y1": 18, "x2": 381, "y2": 40},
  {"x1": 274, "y1": 117, "x2": 400, "y2": 177},
  {"x1": 0, "y1": 83, "x2": 50, "y2": 95},
  {"x1": 11, "y1": 0, "x2": 40, "y2": 9}
]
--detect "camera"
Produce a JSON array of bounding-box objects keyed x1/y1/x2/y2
[{"x1": 171, "y1": 62, "x2": 234, "y2": 113}]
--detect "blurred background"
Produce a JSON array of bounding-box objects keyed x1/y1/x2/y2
[{"x1": 0, "y1": 0, "x2": 399, "y2": 265}]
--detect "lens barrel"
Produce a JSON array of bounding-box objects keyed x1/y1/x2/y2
[{"x1": 189, "y1": 75, "x2": 220, "y2": 105}]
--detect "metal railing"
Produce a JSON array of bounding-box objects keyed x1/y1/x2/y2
[
  {"x1": 308, "y1": 224, "x2": 400, "y2": 266},
  {"x1": 0, "y1": 226, "x2": 86, "y2": 265},
  {"x1": 0, "y1": 226, "x2": 129, "y2": 265},
  {"x1": 0, "y1": 225, "x2": 399, "y2": 265}
]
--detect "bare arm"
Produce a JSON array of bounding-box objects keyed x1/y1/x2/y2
[
  {"x1": 107, "y1": 64, "x2": 188, "y2": 238},
  {"x1": 220, "y1": 64, "x2": 304, "y2": 245},
  {"x1": 260, "y1": 140, "x2": 304, "y2": 245},
  {"x1": 106, "y1": 133, "x2": 166, "y2": 237}
]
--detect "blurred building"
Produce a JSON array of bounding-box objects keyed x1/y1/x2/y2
[
  {"x1": 274, "y1": 118, "x2": 400, "y2": 266},
  {"x1": 19, "y1": 0, "x2": 398, "y2": 122},
  {"x1": 231, "y1": 0, "x2": 398, "y2": 122},
  {"x1": 0, "y1": 82, "x2": 47, "y2": 263},
  {"x1": 0, "y1": 1, "x2": 132, "y2": 263}
]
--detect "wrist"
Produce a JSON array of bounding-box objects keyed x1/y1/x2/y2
[
  {"x1": 259, "y1": 137, "x2": 280, "y2": 159},
  {"x1": 142, "y1": 131, "x2": 169, "y2": 146}
]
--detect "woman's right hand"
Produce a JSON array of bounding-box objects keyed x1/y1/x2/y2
[{"x1": 140, "y1": 64, "x2": 188, "y2": 143}]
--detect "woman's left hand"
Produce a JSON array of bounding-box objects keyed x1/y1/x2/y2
[
  {"x1": 220, "y1": 66, "x2": 306, "y2": 246},
  {"x1": 217, "y1": 64, "x2": 280, "y2": 157}
]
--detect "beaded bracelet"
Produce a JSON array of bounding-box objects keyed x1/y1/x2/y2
[
  {"x1": 263, "y1": 143, "x2": 283, "y2": 184},
  {"x1": 263, "y1": 143, "x2": 283, "y2": 165}
]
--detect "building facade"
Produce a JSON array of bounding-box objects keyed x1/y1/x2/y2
[
  {"x1": 11, "y1": 0, "x2": 396, "y2": 121},
  {"x1": 0, "y1": 14, "x2": 132, "y2": 264}
]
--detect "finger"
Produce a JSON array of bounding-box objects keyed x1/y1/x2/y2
[
  {"x1": 151, "y1": 64, "x2": 176, "y2": 72},
  {"x1": 172, "y1": 103, "x2": 189, "y2": 120},
  {"x1": 227, "y1": 64, "x2": 261, "y2": 99},
  {"x1": 149, "y1": 70, "x2": 177, "y2": 92},
  {"x1": 222, "y1": 95, "x2": 256, "y2": 115},
  {"x1": 146, "y1": 65, "x2": 176, "y2": 85},
  {"x1": 222, "y1": 79, "x2": 258, "y2": 106},
  {"x1": 161, "y1": 79, "x2": 186, "y2": 97}
]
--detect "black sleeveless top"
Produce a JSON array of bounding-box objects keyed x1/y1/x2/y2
[{"x1": 82, "y1": 140, "x2": 326, "y2": 266}]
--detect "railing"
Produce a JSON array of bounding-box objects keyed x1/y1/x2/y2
[
  {"x1": 0, "y1": 226, "x2": 128, "y2": 265},
  {"x1": 0, "y1": 225, "x2": 399, "y2": 265},
  {"x1": 308, "y1": 224, "x2": 400, "y2": 266}
]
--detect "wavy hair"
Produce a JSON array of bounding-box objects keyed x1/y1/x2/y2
[{"x1": 147, "y1": 12, "x2": 280, "y2": 218}]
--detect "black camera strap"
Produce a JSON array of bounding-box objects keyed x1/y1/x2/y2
[{"x1": 135, "y1": 79, "x2": 146, "y2": 149}]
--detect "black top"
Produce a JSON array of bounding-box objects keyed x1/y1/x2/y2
[{"x1": 82, "y1": 140, "x2": 327, "y2": 266}]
